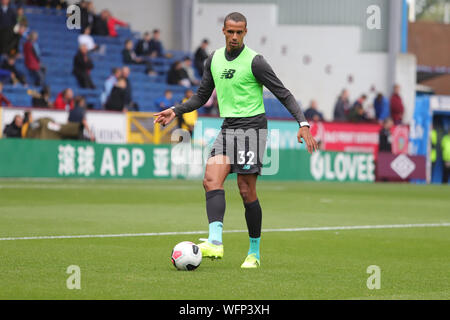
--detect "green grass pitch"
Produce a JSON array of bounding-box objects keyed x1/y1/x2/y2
[{"x1": 0, "y1": 179, "x2": 448, "y2": 300}]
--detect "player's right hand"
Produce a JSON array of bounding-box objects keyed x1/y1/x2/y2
[
  {"x1": 153, "y1": 108, "x2": 176, "y2": 126},
  {"x1": 297, "y1": 126, "x2": 319, "y2": 154}
]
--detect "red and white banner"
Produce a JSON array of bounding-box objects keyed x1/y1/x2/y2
[{"x1": 310, "y1": 122, "x2": 409, "y2": 155}]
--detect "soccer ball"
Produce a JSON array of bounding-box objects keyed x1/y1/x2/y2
[{"x1": 171, "y1": 241, "x2": 202, "y2": 271}]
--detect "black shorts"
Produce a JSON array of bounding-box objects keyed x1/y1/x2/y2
[{"x1": 209, "y1": 113, "x2": 268, "y2": 175}]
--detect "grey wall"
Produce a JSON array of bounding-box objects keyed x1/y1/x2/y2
[
  {"x1": 199, "y1": 0, "x2": 390, "y2": 52},
  {"x1": 91, "y1": 0, "x2": 176, "y2": 49}
]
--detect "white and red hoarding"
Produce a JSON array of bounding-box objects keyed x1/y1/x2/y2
[{"x1": 310, "y1": 122, "x2": 409, "y2": 155}]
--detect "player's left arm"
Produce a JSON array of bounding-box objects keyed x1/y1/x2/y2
[{"x1": 252, "y1": 55, "x2": 318, "y2": 154}]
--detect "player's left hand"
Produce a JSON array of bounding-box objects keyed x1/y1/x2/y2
[{"x1": 297, "y1": 126, "x2": 319, "y2": 154}]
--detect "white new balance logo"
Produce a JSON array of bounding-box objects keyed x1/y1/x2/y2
[{"x1": 390, "y1": 154, "x2": 415, "y2": 179}]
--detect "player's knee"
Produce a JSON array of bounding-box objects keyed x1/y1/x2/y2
[
  {"x1": 239, "y1": 189, "x2": 249, "y2": 202},
  {"x1": 203, "y1": 176, "x2": 221, "y2": 192},
  {"x1": 238, "y1": 183, "x2": 252, "y2": 202}
]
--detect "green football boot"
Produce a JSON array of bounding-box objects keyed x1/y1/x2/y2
[
  {"x1": 240, "y1": 253, "x2": 260, "y2": 269},
  {"x1": 197, "y1": 239, "x2": 224, "y2": 259}
]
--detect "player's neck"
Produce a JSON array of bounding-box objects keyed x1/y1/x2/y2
[{"x1": 225, "y1": 44, "x2": 245, "y2": 61}]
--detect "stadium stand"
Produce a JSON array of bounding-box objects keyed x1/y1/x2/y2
[{"x1": 1, "y1": 4, "x2": 297, "y2": 119}]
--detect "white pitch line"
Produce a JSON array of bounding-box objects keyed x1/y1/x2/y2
[{"x1": 0, "y1": 223, "x2": 449, "y2": 241}]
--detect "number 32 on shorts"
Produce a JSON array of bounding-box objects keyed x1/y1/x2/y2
[{"x1": 238, "y1": 150, "x2": 255, "y2": 165}]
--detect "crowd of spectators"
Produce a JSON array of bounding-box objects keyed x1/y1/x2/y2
[
  {"x1": 0, "y1": 0, "x2": 206, "y2": 118},
  {"x1": 0, "y1": 1, "x2": 412, "y2": 145},
  {"x1": 134, "y1": 29, "x2": 165, "y2": 58},
  {"x1": 79, "y1": 0, "x2": 128, "y2": 38},
  {"x1": 167, "y1": 57, "x2": 199, "y2": 87},
  {"x1": 332, "y1": 84, "x2": 406, "y2": 125},
  {"x1": 121, "y1": 39, "x2": 155, "y2": 75}
]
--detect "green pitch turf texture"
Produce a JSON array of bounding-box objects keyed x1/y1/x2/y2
[{"x1": 0, "y1": 179, "x2": 448, "y2": 300}]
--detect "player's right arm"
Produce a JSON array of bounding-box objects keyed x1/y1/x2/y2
[{"x1": 154, "y1": 53, "x2": 216, "y2": 126}]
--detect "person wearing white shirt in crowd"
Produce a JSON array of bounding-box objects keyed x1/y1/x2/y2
[{"x1": 78, "y1": 26, "x2": 105, "y2": 54}]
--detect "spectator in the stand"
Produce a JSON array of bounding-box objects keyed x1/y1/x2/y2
[
  {"x1": 148, "y1": 29, "x2": 164, "y2": 57},
  {"x1": 31, "y1": 85, "x2": 52, "y2": 108},
  {"x1": 0, "y1": 81, "x2": 11, "y2": 106},
  {"x1": 68, "y1": 95, "x2": 95, "y2": 141},
  {"x1": 348, "y1": 95, "x2": 369, "y2": 123},
  {"x1": 101, "y1": 67, "x2": 121, "y2": 106},
  {"x1": 9, "y1": 22, "x2": 27, "y2": 56},
  {"x1": 92, "y1": 9, "x2": 108, "y2": 36},
  {"x1": 105, "y1": 77, "x2": 127, "y2": 112},
  {"x1": 155, "y1": 89, "x2": 176, "y2": 111},
  {"x1": 378, "y1": 117, "x2": 393, "y2": 153},
  {"x1": 78, "y1": 26, "x2": 101, "y2": 53},
  {"x1": 15, "y1": 6, "x2": 27, "y2": 27},
  {"x1": 180, "y1": 89, "x2": 197, "y2": 137},
  {"x1": 374, "y1": 93, "x2": 390, "y2": 123},
  {"x1": 194, "y1": 39, "x2": 209, "y2": 77},
  {"x1": 183, "y1": 56, "x2": 200, "y2": 86},
  {"x1": 72, "y1": 43, "x2": 95, "y2": 89},
  {"x1": 122, "y1": 39, "x2": 155, "y2": 75},
  {"x1": 0, "y1": 0, "x2": 16, "y2": 55},
  {"x1": 1, "y1": 53, "x2": 27, "y2": 85},
  {"x1": 304, "y1": 100, "x2": 324, "y2": 122},
  {"x1": 134, "y1": 31, "x2": 152, "y2": 57},
  {"x1": 23, "y1": 31, "x2": 46, "y2": 86},
  {"x1": 348, "y1": 104, "x2": 369, "y2": 123},
  {"x1": 352, "y1": 94, "x2": 367, "y2": 110},
  {"x1": 333, "y1": 89, "x2": 350, "y2": 122},
  {"x1": 104, "y1": 9, "x2": 128, "y2": 38},
  {"x1": 54, "y1": 88, "x2": 74, "y2": 111},
  {"x1": 122, "y1": 66, "x2": 138, "y2": 111},
  {"x1": 21, "y1": 110, "x2": 32, "y2": 138},
  {"x1": 80, "y1": 1, "x2": 96, "y2": 33},
  {"x1": 3, "y1": 114, "x2": 22, "y2": 138},
  {"x1": 11, "y1": 7, "x2": 29, "y2": 53},
  {"x1": 122, "y1": 39, "x2": 144, "y2": 64},
  {"x1": 390, "y1": 84, "x2": 404, "y2": 125},
  {"x1": 167, "y1": 60, "x2": 190, "y2": 87}
]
